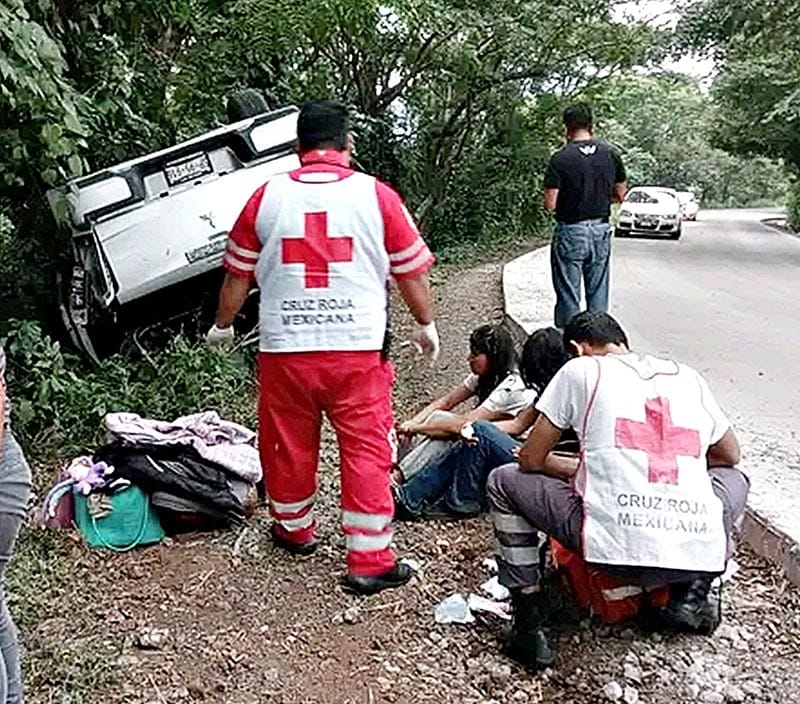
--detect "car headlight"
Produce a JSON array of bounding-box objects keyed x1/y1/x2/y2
[{"x1": 619, "y1": 210, "x2": 632, "y2": 218}]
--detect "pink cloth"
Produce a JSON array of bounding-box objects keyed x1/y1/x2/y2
[{"x1": 104, "y1": 411, "x2": 261, "y2": 484}]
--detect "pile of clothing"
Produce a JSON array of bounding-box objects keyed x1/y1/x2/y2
[{"x1": 41, "y1": 411, "x2": 261, "y2": 539}]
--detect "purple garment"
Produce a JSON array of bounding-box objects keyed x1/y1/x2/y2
[{"x1": 104, "y1": 412, "x2": 260, "y2": 484}]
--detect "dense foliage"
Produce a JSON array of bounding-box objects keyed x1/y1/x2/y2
[
  {"x1": 679, "y1": 0, "x2": 799, "y2": 224},
  {"x1": 581, "y1": 73, "x2": 785, "y2": 207},
  {"x1": 0, "y1": 0, "x2": 795, "y2": 458}
]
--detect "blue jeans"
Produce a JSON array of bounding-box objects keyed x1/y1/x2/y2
[
  {"x1": 394, "y1": 421, "x2": 520, "y2": 517},
  {"x1": 551, "y1": 220, "x2": 611, "y2": 328}
]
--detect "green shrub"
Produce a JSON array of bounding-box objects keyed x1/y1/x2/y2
[
  {"x1": 2, "y1": 320, "x2": 257, "y2": 463},
  {"x1": 788, "y1": 173, "x2": 800, "y2": 232}
]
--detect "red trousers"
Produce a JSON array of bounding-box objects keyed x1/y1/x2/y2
[{"x1": 258, "y1": 351, "x2": 397, "y2": 577}]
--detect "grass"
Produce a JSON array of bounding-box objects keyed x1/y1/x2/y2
[
  {"x1": 0, "y1": 227, "x2": 556, "y2": 704},
  {"x1": 7, "y1": 530, "x2": 121, "y2": 703}
]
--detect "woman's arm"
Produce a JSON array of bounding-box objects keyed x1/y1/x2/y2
[
  {"x1": 517, "y1": 413, "x2": 579, "y2": 480},
  {"x1": 401, "y1": 382, "x2": 475, "y2": 431},
  {"x1": 406, "y1": 402, "x2": 520, "y2": 440},
  {"x1": 493, "y1": 406, "x2": 538, "y2": 438}
]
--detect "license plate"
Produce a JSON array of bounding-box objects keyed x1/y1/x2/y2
[
  {"x1": 165, "y1": 153, "x2": 212, "y2": 186},
  {"x1": 70, "y1": 266, "x2": 88, "y2": 325},
  {"x1": 186, "y1": 237, "x2": 227, "y2": 264}
]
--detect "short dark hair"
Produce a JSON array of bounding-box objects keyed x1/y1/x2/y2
[
  {"x1": 519, "y1": 327, "x2": 569, "y2": 391},
  {"x1": 297, "y1": 100, "x2": 349, "y2": 152},
  {"x1": 563, "y1": 103, "x2": 593, "y2": 131},
  {"x1": 469, "y1": 324, "x2": 517, "y2": 403},
  {"x1": 563, "y1": 311, "x2": 629, "y2": 350}
]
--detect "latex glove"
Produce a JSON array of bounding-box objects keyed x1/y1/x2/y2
[
  {"x1": 410, "y1": 321, "x2": 440, "y2": 365},
  {"x1": 205, "y1": 324, "x2": 235, "y2": 349}
]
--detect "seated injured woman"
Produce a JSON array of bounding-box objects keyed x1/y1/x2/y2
[{"x1": 393, "y1": 326, "x2": 570, "y2": 519}]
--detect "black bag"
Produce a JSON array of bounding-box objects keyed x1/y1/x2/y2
[{"x1": 94, "y1": 443, "x2": 248, "y2": 526}]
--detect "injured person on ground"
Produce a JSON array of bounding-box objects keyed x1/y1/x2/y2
[
  {"x1": 392, "y1": 327, "x2": 573, "y2": 519},
  {"x1": 486, "y1": 311, "x2": 749, "y2": 670}
]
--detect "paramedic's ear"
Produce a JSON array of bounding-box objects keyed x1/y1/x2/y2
[
  {"x1": 346, "y1": 132, "x2": 357, "y2": 156},
  {"x1": 569, "y1": 340, "x2": 583, "y2": 357}
]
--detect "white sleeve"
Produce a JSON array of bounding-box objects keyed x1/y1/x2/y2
[
  {"x1": 479, "y1": 373, "x2": 537, "y2": 415},
  {"x1": 534, "y1": 358, "x2": 593, "y2": 430},
  {"x1": 462, "y1": 373, "x2": 480, "y2": 393},
  {"x1": 695, "y1": 371, "x2": 731, "y2": 444}
]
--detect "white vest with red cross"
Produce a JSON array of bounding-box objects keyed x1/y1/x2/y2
[
  {"x1": 252, "y1": 170, "x2": 390, "y2": 352},
  {"x1": 575, "y1": 354, "x2": 727, "y2": 573}
]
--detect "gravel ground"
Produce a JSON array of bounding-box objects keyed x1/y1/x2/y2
[{"x1": 22, "y1": 258, "x2": 800, "y2": 704}]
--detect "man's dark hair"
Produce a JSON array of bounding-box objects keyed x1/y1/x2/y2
[
  {"x1": 469, "y1": 324, "x2": 517, "y2": 403},
  {"x1": 563, "y1": 311, "x2": 629, "y2": 351},
  {"x1": 297, "y1": 100, "x2": 349, "y2": 152},
  {"x1": 563, "y1": 103, "x2": 593, "y2": 132},
  {"x1": 519, "y1": 327, "x2": 569, "y2": 391}
]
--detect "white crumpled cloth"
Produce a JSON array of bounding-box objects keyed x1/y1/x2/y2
[{"x1": 104, "y1": 411, "x2": 261, "y2": 484}]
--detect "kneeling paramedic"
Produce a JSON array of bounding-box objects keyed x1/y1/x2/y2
[
  {"x1": 208, "y1": 100, "x2": 439, "y2": 594},
  {"x1": 487, "y1": 311, "x2": 749, "y2": 668}
]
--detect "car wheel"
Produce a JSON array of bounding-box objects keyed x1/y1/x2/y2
[
  {"x1": 226, "y1": 89, "x2": 270, "y2": 122},
  {"x1": 670, "y1": 227, "x2": 682, "y2": 240},
  {"x1": 614, "y1": 228, "x2": 624, "y2": 237}
]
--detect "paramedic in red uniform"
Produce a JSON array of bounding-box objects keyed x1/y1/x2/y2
[{"x1": 207, "y1": 101, "x2": 439, "y2": 595}]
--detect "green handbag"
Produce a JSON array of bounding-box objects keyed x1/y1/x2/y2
[{"x1": 74, "y1": 484, "x2": 165, "y2": 552}]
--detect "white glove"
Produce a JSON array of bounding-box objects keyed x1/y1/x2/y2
[
  {"x1": 410, "y1": 321, "x2": 440, "y2": 365},
  {"x1": 205, "y1": 324, "x2": 235, "y2": 349}
]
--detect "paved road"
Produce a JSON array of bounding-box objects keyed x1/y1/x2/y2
[
  {"x1": 612, "y1": 210, "x2": 800, "y2": 543},
  {"x1": 503, "y1": 209, "x2": 800, "y2": 568}
]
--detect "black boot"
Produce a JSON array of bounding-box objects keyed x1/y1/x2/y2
[
  {"x1": 344, "y1": 562, "x2": 413, "y2": 595},
  {"x1": 661, "y1": 577, "x2": 720, "y2": 634},
  {"x1": 507, "y1": 590, "x2": 555, "y2": 670},
  {"x1": 270, "y1": 524, "x2": 318, "y2": 556}
]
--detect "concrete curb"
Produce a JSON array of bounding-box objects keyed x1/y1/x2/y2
[{"x1": 501, "y1": 244, "x2": 800, "y2": 586}]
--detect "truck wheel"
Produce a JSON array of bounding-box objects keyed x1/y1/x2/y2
[{"x1": 226, "y1": 90, "x2": 270, "y2": 122}]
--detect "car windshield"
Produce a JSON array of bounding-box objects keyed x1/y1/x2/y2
[{"x1": 626, "y1": 190, "x2": 660, "y2": 204}]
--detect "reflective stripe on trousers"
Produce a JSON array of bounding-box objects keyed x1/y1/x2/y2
[
  {"x1": 259, "y1": 351, "x2": 398, "y2": 576},
  {"x1": 343, "y1": 510, "x2": 394, "y2": 553}
]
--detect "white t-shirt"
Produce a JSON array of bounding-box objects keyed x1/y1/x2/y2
[
  {"x1": 463, "y1": 372, "x2": 537, "y2": 417},
  {"x1": 536, "y1": 354, "x2": 730, "y2": 443}
]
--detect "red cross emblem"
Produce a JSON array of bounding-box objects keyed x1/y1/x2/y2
[
  {"x1": 281, "y1": 212, "x2": 353, "y2": 288},
  {"x1": 614, "y1": 397, "x2": 701, "y2": 485}
]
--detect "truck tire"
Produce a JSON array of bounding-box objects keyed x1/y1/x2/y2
[{"x1": 226, "y1": 89, "x2": 270, "y2": 122}]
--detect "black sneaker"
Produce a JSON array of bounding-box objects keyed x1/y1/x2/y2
[
  {"x1": 391, "y1": 485, "x2": 420, "y2": 522},
  {"x1": 269, "y1": 524, "x2": 318, "y2": 556},
  {"x1": 661, "y1": 577, "x2": 720, "y2": 634},
  {"x1": 344, "y1": 562, "x2": 413, "y2": 595}
]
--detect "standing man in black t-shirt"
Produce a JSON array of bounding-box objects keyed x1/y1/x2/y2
[{"x1": 543, "y1": 104, "x2": 627, "y2": 328}]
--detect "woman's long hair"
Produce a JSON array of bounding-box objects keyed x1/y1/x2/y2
[
  {"x1": 519, "y1": 327, "x2": 569, "y2": 392},
  {"x1": 469, "y1": 324, "x2": 517, "y2": 403}
]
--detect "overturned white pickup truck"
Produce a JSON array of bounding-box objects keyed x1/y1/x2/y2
[{"x1": 47, "y1": 100, "x2": 300, "y2": 360}]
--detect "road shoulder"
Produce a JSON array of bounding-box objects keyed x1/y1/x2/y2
[{"x1": 502, "y1": 244, "x2": 800, "y2": 586}]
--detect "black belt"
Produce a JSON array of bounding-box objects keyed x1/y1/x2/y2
[{"x1": 558, "y1": 218, "x2": 608, "y2": 225}]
